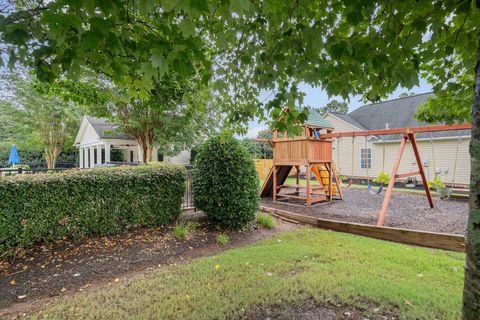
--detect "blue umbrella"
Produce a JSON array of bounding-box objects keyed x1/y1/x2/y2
[{"x1": 8, "y1": 144, "x2": 20, "y2": 165}]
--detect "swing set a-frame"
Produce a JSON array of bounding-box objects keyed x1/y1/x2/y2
[{"x1": 259, "y1": 122, "x2": 471, "y2": 226}]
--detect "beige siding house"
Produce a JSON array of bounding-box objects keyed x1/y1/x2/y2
[
  {"x1": 324, "y1": 93, "x2": 470, "y2": 187},
  {"x1": 74, "y1": 116, "x2": 191, "y2": 168}
]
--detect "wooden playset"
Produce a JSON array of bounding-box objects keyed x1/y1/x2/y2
[
  {"x1": 259, "y1": 119, "x2": 343, "y2": 207},
  {"x1": 259, "y1": 120, "x2": 471, "y2": 226}
]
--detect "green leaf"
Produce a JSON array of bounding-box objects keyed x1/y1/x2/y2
[
  {"x1": 150, "y1": 49, "x2": 169, "y2": 76},
  {"x1": 137, "y1": 0, "x2": 156, "y2": 13},
  {"x1": 229, "y1": 0, "x2": 251, "y2": 14},
  {"x1": 179, "y1": 20, "x2": 195, "y2": 38}
]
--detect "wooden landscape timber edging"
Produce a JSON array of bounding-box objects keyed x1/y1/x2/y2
[{"x1": 260, "y1": 206, "x2": 466, "y2": 252}]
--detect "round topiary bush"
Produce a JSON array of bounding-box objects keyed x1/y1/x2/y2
[{"x1": 193, "y1": 135, "x2": 260, "y2": 229}]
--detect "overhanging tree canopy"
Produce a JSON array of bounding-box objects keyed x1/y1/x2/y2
[
  {"x1": 1, "y1": 1, "x2": 479, "y2": 318},
  {"x1": 1, "y1": 1, "x2": 477, "y2": 131}
]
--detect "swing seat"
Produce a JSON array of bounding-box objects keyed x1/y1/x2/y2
[
  {"x1": 367, "y1": 182, "x2": 383, "y2": 195},
  {"x1": 436, "y1": 187, "x2": 452, "y2": 200},
  {"x1": 340, "y1": 179, "x2": 353, "y2": 188}
]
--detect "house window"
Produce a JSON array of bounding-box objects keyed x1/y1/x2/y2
[{"x1": 360, "y1": 148, "x2": 372, "y2": 169}]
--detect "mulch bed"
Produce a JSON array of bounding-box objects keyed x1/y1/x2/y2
[
  {"x1": 263, "y1": 188, "x2": 469, "y2": 235},
  {"x1": 238, "y1": 298, "x2": 398, "y2": 320},
  {"x1": 0, "y1": 211, "x2": 296, "y2": 317}
]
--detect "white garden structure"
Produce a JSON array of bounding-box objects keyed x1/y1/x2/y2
[{"x1": 74, "y1": 116, "x2": 190, "y2": 168}]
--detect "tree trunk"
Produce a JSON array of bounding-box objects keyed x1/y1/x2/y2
[
  {"x1": 145, "y1": 133, "x2": 155, "y2": 163},
  {"x1": 45, "y1": 147, "x2": 58, "y2": 169},
  {"x1": 135, "y1": 130, "x2": 155, "y2": 163},
  {"x1": 145, "y1": 146, "x2": 154, "y2": 162},
  {"x1": 141, "y1": 143, "x2": 149, "y2": 163},
  {"x1": 462, "y1": 29, "x2": 480, "y2": 319}
]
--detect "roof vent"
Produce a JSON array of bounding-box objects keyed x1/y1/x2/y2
[{"x1": 385, "y1": 123, "x2": 389, "y2": 129}]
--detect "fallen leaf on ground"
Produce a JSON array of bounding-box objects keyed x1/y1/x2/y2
[
  {"x1": 404, "y1": 299, "x2": 413, "y2": 306},
  {"x1": 18, "y1": 295, "x2": 26, "y2": 299},
  {"x1": 60, "y1": 287, "x2": 67, "y2": 292},
  {"x1": 10, "y1": 279, "x2": 17, "y2": 285}
]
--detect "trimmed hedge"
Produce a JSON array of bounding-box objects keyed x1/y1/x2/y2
[
  {"x1": 0, "y1": 164, "x2": 185, "y2": 251},
  {"x1": 193, "y1": 135, "x2": 260, "y2": 229}
]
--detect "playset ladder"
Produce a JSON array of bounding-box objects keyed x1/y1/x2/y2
[{"x1": 312, "y1": 163, "x2": 343, "y2": 200}]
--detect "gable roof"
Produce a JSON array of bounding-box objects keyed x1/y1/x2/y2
[
  {"x1": 327, "y1": 112, "x2": 366, "y2": 130},
  {"x1": 85, "y1": 116, "x2": 130, "y2": 140},
  {"x1": 306, "y1": 110, "x2": 333, "y2": 128},
  {"x1": 331, "y1": 93, "x2": 470, "y2": 141}
]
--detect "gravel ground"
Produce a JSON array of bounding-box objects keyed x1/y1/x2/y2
[{"x1": 262, "y1": 188, "x2": 469, "y2": 235}]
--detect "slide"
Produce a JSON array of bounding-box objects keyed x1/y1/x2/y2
[{"x1": 260, "y1": 166, "x2": 293, "y2": 198}]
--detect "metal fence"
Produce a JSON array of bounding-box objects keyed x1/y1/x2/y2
[
  {"x1": 0, "y1": 162, "x2": 76, "y2": 169},
  {"x1": 182, "y1": 165, "x2": 194, "y2": 210},
  {"x1": 0, "y1": 167, "x2": 71, "y2": 176}
]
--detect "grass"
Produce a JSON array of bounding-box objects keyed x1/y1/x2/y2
[
  {"x1": 216, "y1": 234, "x2": 229, "y2": 245},
  {"x1": 31, "y1": 228, "x2": 464, "y2": 320},
  {"x1": 173, "y1": 221, "x2": 199, "y2": 239},
  {"x1": 257, "y1": 213, "x2": 276, "y2": 229}
]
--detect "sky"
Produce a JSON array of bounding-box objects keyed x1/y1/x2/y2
[{"x1": 244, "y1": 78, "x2": 432, "y2": 138}]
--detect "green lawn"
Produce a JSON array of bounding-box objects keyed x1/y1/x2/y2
[{"x1": 32, "y1": 228, "x2": 464, "y2": 320}]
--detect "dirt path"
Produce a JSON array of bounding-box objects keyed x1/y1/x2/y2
[
  {"x1": 0, "y1": 212, "x2": 298, "y2": 318},
  {"x1": 263, "y1": 188, "x2": 469, "y2": 235}
]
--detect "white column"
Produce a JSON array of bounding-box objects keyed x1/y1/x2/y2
[
  {"x1": 137, "y1": 145, "x2": 143, "y2": 163},
  {"x1": 152, "y1": 148, "x2": 158, "y2": 161},
  {"x1": 96, "y1": 145, "x2": 102, "y2": 165},
  {"x1": 89, "y1": 146, "x2": 95, "y2": 168},
  {"x1": 79, "y1": 147, "x2": 84, "y2": 168},
  {"x1": 105, "y1": 143, "x2": 111, "y2": 164}
]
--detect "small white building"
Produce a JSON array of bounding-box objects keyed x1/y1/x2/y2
[{"x1": 74, "y1": 116, "x2": 191, "y2": 168}]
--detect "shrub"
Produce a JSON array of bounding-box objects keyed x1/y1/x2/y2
[
  {"x1": 428, "y1": 177, "x2": 446, "y2": 190},
  {"x1": 216, "y1": 234, "x2": 229, "y2": 246},
  {"x1": 256, "y1": 213, "x2": 276, "y2": 229},
  {"x1": 373, "y1": 172, "x2": 390, "y2": 185},
  {"x1": 193, "y1": 135, "x2": 260, "y2": 229},
  {"x1": 0, "y1": 164, "x2": 185, "y2": 251}
]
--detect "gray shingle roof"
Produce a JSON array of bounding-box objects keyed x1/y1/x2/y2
[
  {"x1": 334, "y1": 93, "x2": 470, "y2": 141},
  {"x1": 85, "y1": 116, "x2": 130, "y2": 140}
]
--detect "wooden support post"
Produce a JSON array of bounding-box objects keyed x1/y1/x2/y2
[
  {"x1": 273, "y1": 166, "x2": 277, "y2": 202},
  {"x1": 377, "y1": 135, "x2": 407, "y2": 226},
  {"x1": 328, "y1": 162, "x2": 333, "y2": 202},
  {"x1": 295, "y1": 165, "x2": 300, "y2": 194},
  {"x1": 306, "y1": 164, "x2": 311, "y2": 207},
  {"x1": 408, "y1": 133, "x2": 434, "y2": 208}
]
